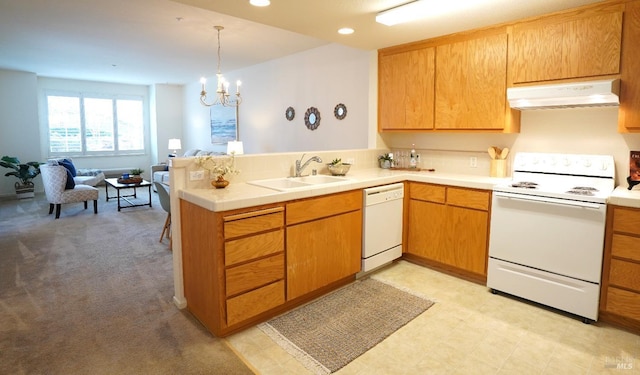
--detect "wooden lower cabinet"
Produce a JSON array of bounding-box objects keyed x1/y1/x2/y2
[
  {"x1": 600, "y1": 205, "x2": 640, "y2": 331},
  {"x1": 286, "y1": 190, "x2": 362, "y2": 300},
  {"x1": 180, "y1": 189, "x2": 363, "y2": 337},
  {"x1": 181, "y1": 201, "x2": 286, "y2": 336},
  {"x1": 406, "y1": 182, "x2": 490, "y2": 281}
]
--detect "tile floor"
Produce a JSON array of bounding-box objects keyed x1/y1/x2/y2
[{"x1": 226, "y1": 260, "x2": 640, "y2": 375}]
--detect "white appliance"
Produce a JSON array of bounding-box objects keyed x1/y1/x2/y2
[
  {"x1": 362, "y1": 183, "x2": 404, "y2": 272},
  {"x1": 507, "y1": 79, "x2": 620, "y2": 110},
  {"x1": 487, "y1": 152, "x2": 615, "y2": 323}
]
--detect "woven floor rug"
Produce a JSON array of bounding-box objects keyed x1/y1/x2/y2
[{"x1": 258, "y1": 278, "x2": 434, "y2": 374}]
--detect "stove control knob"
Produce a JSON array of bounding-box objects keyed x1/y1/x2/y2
[
  {"x1": 583, "y1": 159, "x2": 592, "y2": 167},
  {"x1": 562, "y1": 157, "x2": 571, "y2": 166}
]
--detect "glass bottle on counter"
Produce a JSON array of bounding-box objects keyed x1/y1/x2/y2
[{"x1": 409, "y1": 144, "x2": 417, "y2": 169}]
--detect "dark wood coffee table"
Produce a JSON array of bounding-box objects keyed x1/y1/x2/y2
[{"x1": 105, "y1": 178, "x2": 152, "y2": 211}]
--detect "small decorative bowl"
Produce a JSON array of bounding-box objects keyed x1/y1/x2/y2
[{"x1": 327, "y1": 163, "x2": 351, "y2": 176}]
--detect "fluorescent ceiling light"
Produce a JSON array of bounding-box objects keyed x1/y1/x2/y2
[{"x1": 376, "y1": 0, "x2": 478, "y2": 26}]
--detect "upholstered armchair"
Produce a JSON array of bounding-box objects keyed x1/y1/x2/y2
[{"x1": 40, "y1": 165, "x2": 99, "y2": 219}]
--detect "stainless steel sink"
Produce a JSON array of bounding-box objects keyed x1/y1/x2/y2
[{"x1": 247, "y1": 175, "x2": 351, "y2": 191}]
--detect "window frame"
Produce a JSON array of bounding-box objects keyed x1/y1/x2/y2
[{"x1": 44, "y1": 90, "x2": 148, "y2": 158}]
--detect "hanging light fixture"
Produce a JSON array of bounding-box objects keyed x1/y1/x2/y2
[{"x1": 200, "y1": 26, "x2": 242, "y2": 107}]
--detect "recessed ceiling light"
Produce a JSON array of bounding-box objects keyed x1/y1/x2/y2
[
  {"x1": 338, "y1": 28, "x2": 354, "y2": 35},
  {"x1": 249, "y1": 0, "x2": 270, "y2": 6}
]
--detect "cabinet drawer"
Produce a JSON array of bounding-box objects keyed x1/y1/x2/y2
[
  {"x1": 609, "y1": 259, "x2": 640, "y2": 291},
  {"x1": 410, "y1": 183, "x2": 445, "y2": 203},
  {"x1": 612, "y1": 207, "x2": 640, "y2": 236},
  {"x1": 226, "y1": 254, "x2": 284, "y2": 296},
  {"x1": 447, "y1": 188, "x2": 489, "y2": 211},
  {"x1": 227, "y1": 280, "x2": 285, "y2": 326},
  {"x1": 287, "y1": 190, "x2": 361, "y2": 225},
  {"x1": 224, "y1": 208, "x2": 284, "y2": 239},
  {"x1": 606, "y1": 287, "x2": 640, "y2": 321},
  {"x1": 225, "y1": 229, "x2": 284, "y2": 267},
  {"x1": 611, "y1": 234, "x2": 640, "y2": 262}
]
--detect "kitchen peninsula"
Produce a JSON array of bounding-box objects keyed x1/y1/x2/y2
[{"x1": 169, "y1": 150, "x2": 507, "y2": 336}]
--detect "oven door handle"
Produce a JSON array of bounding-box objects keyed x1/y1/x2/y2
[{"x1": 494, "y1": 191, "x2": 603, "y2": 210}]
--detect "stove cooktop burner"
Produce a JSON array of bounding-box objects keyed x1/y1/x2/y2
[
  {"x1": 566, "y1": 186, "x2": 599, "y2": 196},
  {"x1": 572, "y1": 186, "x2": 598, "y2": 191},
  {"x1": 511, "y1": 181, "x2": 538, "y2": 189},
  {"x1": 566, "y1": 189, "x2": 595, "y2": 196}
]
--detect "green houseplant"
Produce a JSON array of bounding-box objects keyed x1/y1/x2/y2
[
  {"x1": 130, "y1": 168, "x2": 144, "y2": 177},
  {"x1": 0, "y1": 156, "x2": 43, "y2": 199},
  {"x1": 378, "y1": 153, "x2": 393, "y2": 169}
]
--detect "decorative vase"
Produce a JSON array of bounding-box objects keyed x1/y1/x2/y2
[
  {"x1": 212, "y1": 176, "x2": 229, "y2": 189},
  {"x1": 15, "y1": 181, "x2": 35, "y2": 199}
]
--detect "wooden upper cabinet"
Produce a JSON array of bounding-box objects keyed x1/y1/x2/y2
[
  {"x1": 378, "y1": 47, "x2": 435, "y2": 130},
  {"x1": 435, "y1": 33, "x2": 509, "y2": 130},
  {"x1": 619, "y1": 0, "x2": 640, "y2": 132},
  {"x1": 510, "y1": 10, "x2": 622, "y2": 84}
]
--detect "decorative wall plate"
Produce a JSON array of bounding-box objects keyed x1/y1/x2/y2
[
  {"x1": 334, "y1": 103, "x2": 347, "y2": 120},
  {"x1": 285, "y1": 106, "x2": 295, "y2": 121},
  {"x1": 304, "y1": 107, "x2": 321, "y2": 130}
]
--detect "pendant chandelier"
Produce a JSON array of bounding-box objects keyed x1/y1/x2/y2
[{"x1": 200, "y1": 26, "x2": 242, "y2": 107}]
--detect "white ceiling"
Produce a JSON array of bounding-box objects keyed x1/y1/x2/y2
[{"x1": 0, "y1": 0, "x2": 604, "y2": 86}]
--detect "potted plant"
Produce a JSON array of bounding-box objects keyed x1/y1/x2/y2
[
  {"x1": 130, "y1": 168, "x2": 144, "y2": 178},
  {"x1": 0, "y1": 156, "x2": 43, "y2": 199},
  {"x1": 194, "y1": 154, "x2": 240, "y2": 189},
  {"x1": 378, "y1": 153, "x2": 393, "y2": 169},
  {"x1": 327, "y1": 158, "x2": 351, "y2": 176}
]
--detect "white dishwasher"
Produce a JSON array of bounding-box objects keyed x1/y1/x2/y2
[{"x1": 362, "y1": 183, "x2": 404, "y2": 272}]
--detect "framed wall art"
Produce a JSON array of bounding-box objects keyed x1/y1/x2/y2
[{"x1": 210, "y1": 105, "x2": 238, "y2": 144}]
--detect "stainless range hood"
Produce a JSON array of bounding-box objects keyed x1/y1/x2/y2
[{"x1": 507, "y1": 79, "x2": 620, "y2": 110}]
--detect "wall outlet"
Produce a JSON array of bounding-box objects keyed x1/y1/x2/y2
[
  {"x1": 345, "y1": 158, "x2": 355, "y2": 165},
  {"x1": 469, "y1": 157, "x2": 478, "y2": 168},
  {"x1": 190, "y1": 170, "x2": 205, "y2": 180}
]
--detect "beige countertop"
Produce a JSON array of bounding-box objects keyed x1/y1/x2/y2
[
  {"x1": 179, "y1": 168, "x2": 511, "y2": 212},
  {"x1": 609, "y1": 186, "x2": 640, "y2": 209}
]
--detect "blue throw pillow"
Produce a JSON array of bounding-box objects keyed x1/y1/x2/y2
[{"x1": 59, "y1": 158, "x2": 77, "y2": 177}]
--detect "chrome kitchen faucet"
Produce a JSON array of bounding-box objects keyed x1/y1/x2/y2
[{"x1": 295, "y1": 154, "x2": 322, "y2": 177}]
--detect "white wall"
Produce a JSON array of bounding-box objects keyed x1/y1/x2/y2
[
  {"x1": 183, "y1": 44, "x2": 371, "y2": 154},
  {"x1": 152, "y1": 84, "x2": 184, "y2": 164},
  {"x1": 0, "y1": 69, "x2": 41, "y2": 197}
]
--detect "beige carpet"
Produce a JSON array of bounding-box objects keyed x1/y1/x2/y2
[
  {"x1": 0, "y1": 190, "x2": 254, "y2": 375},
  {"x1": 259, "y1": 278, "x2": 434, "y2": 374}
]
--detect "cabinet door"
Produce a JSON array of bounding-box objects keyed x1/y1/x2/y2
[
  {"x1": 511, "y1": 11, "x2": 622, "y2": 84},
  {"x1": 287, "y1": 211, "x2": 362, "y2": 300},
  {"x1": 562, "y1": 12, "x2": 622, "y2": 79},
  {"x1": 435, "y1": 34, "x2": 508, "y2": 130},
  {"x1": 510, "y1": 23, "x2": 563, "y2": 82},
  {"x1": 379, "y1": 47, "x2": 435, "y2": 130},
  {"x1": 407, "y1": 199, "x2": 449, "y2": 264},
  {"x1": 619, "y1": 1, "x2": 640, "y2": 132},
  {"x1": 447, "y1": 206, "x2": 488, "y2": 276}
]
